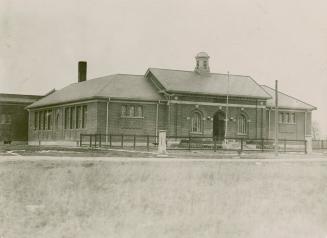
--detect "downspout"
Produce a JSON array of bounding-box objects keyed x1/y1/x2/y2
[
  {"x1": 268, "y1": 109, "x2": 271, "y2": 139},
  {"x1": 106, "y1": 97, "x2": 110, "y2": 143},
  {"x1": 155, "y1": 100, "x2": 160, "y2": 142},
  {"x1": 304, "y1": 110, "x2": 307, "y2": 139}
]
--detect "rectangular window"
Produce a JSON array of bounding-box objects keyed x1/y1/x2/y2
[
  {"x1": 137, "y1": 106, "x2": 143, "y2": 117},
  {"x1": 38, "y1": 111, "x2": 42, "y2": 130},
  {"x1": 284, "y1": 113, "x2": 289, "y2": 124},
  {"x1": 76, "y1": 106, "x2": 81, "y2": 129},
  {"x1": 70, "y1": 107, "x2": 75, "y2": 129},
  {"x1": 64, "y1": 107, "x2": 70, "y2": 129},
  {"x1": 34, "y1": 111, "x2": 39, "y2": 130},
  {"x1": 82, "y1": 105, "x2": 87, "y2": 128},
  {"x1": 0, "y1": 114, "x2": 11, "y2": 124},
  {"x1": 290, "y1": 113, "x2": 295, "y2": 124},
  {"x1": 121, "y1": 105, "x2": 127, "y2": 117},
  {"x1": 47, "y1": 110, "x2": 52, "y2": 130},
  {"x1": 121, "y1": 105, "x2": 143, "y2": 118},
  {"x1": 279, "y1": 112, "x2": 283, "y2": 123},
  {"x1": 129, "y1": 106, "x2": 135, "y2": 117}
]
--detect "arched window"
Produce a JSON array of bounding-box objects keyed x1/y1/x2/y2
[
  {"x1": 237, "y1": 114, "x2": 247, "y2": 135},
  {"x1": 191, "y1": 112, "x2": 202, "y2": 133}
]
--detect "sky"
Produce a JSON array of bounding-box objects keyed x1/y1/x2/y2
[{"x1": 1, "y1": 0, "x2": 327, "y2": 137}]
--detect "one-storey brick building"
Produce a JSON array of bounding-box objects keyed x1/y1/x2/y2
[
  {"x1": 26, "y1": 53, "x2": 316, "y2": 146},
  {"x1": 0, "y1": 93, "x2": 41, "y2": 144}
]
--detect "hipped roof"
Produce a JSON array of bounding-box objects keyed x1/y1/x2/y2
[
  {"x1": 27, "y1": 74, "x2": 163, "y2": 108},
  {"x1": 261, "y1": 85, "x2": 316, "y2": 110},
  {"x1": 148, "y1": 68, "x2": 271, "y2": 99}
]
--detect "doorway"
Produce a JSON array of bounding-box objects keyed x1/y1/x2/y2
[{"x1": 213, "y1": 111, "x2": 225, "y2": 139}]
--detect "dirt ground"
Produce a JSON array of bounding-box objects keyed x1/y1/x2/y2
[{"x1": 0, "y1": 155, "x2": 327, "y2": 238}]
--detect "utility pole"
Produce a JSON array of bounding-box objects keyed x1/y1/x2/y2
[{"x1": 274, "y1": 80, "x2": 279, "y2": 156}]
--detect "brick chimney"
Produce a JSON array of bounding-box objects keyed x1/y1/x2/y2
[{"x1": 78, "y1": 61, "x2": 87, "y2": 83}]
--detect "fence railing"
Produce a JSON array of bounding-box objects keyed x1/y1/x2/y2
[
  {"x1": 80, "y1": 133, "x2": 308, "y2": 153},
  {"x1": 312, "y1": 140, "x2": 327, "y2": 150}
]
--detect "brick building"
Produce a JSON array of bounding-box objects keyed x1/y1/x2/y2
[
  {"x1": 0, "y1": 93, "x2": 41, "y2": 144},
  {"x1": 26, "y1": 53, "x2": 316, "y2": 146}
]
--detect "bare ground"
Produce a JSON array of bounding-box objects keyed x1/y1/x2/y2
[{"x1": 0, "y1": 155, "x2": 327, "y2": 238}]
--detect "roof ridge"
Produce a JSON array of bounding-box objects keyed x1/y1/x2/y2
[
  {"x1": 261, "y1": 85, "x2": 316, "y2": 109},
  {"x1": 148, "y1": 67, "x2": 251, "y2": 78}
]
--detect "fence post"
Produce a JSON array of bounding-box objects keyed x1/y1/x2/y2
[
  {"x1": 304, "y1": 140, "x2": 307, "y2": 154},
  {"x1": 121, "y1": 135, "x2": 124, "y2": 148},
  {"x1": 214, "y1": 137, "x2": 217, "y2": 152},
  {"x1": 188, "y1": 136, "x2": 191, "y2": 151},
  {"x1": 109, "y1": 134, "x2": 112, "y2": 148},
  {"x1": 80, "y1": 134, "x2": 82, "y2": 147},
  {"x1": 158, "y1": 130, "x2": 167, "y2": 154},
  {"x1": 89, "y1": 135, "x2": 92, "y2": 147},
  {"x1": 241, "y1": 138, "x2": 243, "y2": 152},
  {"x1": 147, "y1": 135, "x2": 150, "y2": 151},
  {"x1": 94, "y1": 135, "x2": 97, "y2": 148},
  {"x1": 261, "y1": 139, "x2": 264, "y2": 152},
  {"x1": 133, "y1": 135, "x2": 136, "y2": 150},
  {"x1": 284, "y1": 139, "x2": 286, "y2": 152},
  {"x1": 99, "y1": 134, "x2": 102, "y2": 147}
]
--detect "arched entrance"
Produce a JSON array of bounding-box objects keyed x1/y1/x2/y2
[{"x1": 213, "y1": 111, "x2": 225, "y2": 139}]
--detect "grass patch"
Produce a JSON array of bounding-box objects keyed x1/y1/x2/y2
[{"x1": 0, "y1": 159, "x2": 327, "y2": 237}]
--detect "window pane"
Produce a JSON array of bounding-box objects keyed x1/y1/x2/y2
[
  {"x1": 137, "y1": 106, "x2": 143, "y2": 117},
  {"x1": 191, "y1": 112, "x2": 201, "y2": 132},
  {"x1": 121, "y1": 105, "x2": 127, "y2": 117},
  {"x1": 70, "y1": 107, "x2": 75, "y2": 129},
  {"x1": 129, "y1": 106, "x2": 134, "y2": 117},
  {"x1": 82, "y1": 105, "x2": 87, "y2": 128},
  {"x1": 34, "y1": 112, "x2": 38, "y2": 130},
  {"x1": 238, "y1": 115, "x2": 246, "y2": 134},
  {"x1": 285, "y1": 113, "x2": 289, "y2": 123}
]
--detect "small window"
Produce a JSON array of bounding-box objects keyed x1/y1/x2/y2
[
  {"x1": 129, "y1": 106, "x2": 135, "y2": 117},
  {"x1": 279, "y1": 112, "x2": 283, "y2": 123},
  {"x1": 238, "y1": 115, "x2": 247, "y2": 135},
  {"x1": 121, "y1": 105, "x2": 127, "y2": 117},
  {"x1": 203, "y1": 60, "x2": 207, "y2": 69},
  {"x1": 284, "y1": 113, "x2": 289, "y2": 124},
  {"x1": 137, "y1": 106, "x2": 143, "y2": 117},
  {"x1": 191, "y1": 112, "x2": 202, "y2": 133},
  {"x1": 0, "y1": 114, "x2": 11, "y2": 124},
  {"x1": 290, "y1": 113, "x2": 295, "y2": 124}
]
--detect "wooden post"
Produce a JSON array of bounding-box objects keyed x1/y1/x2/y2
[
  {"x1": 133, "y1": 135, "x2": 136, "y2": 150},
  {"x1": 188, "y1": 136, "x2": 191, "y2": 151},
  {"x1": 241, "y1": 138, "x2": 243, "y2": 152},
  {"x1": 89, "y1": 135, "x2": 92, "y2": 147},
  {"x1": 80, "y1": 134, "x2": 82, "y2": 147},
  {"x1": 284, "y1": 139, "x2": 286, "y2": 152},
  {"x1": 99, "y1": 134, "x2": 102, "y2": 147},
  {"x1": 109, "y1": 134, "x2": 112, "y2": 148}
]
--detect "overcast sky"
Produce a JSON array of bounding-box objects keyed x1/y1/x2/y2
[{"x1": 1, "y1": 0, "x2": 326, "y2": 137}]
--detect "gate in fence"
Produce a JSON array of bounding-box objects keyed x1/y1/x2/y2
[{"x1": 80, "y1": 133, "x2": 308, "y2": 153}]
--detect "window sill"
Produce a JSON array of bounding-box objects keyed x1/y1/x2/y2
[{"x1": 120, "y1": 116, "x2": 144, "y2": 119}]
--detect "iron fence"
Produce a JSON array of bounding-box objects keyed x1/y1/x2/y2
[
  {"x1": 312, "y1": 140, "x2": 327, "y2": 150},
  {"x1": 80, "y1": 133, "x2": 308, "y2": 153}
]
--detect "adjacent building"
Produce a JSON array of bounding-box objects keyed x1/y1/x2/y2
[
  {"x1": 0, "y1": 93, "x2": 41, "y2": 144},
  {"x1": 26, "y1": 53, "x2": 316, "y2": 146}
]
